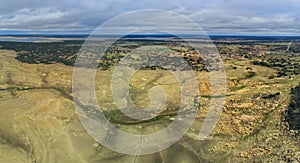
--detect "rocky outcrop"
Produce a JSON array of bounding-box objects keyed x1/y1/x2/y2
[{"x1": 286, "y1": 84, "x2": 300, "y2": 130}]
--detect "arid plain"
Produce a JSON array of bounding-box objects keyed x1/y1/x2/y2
[{"x1": 0, "y1": 37, "x2": 299, "y2": 162}]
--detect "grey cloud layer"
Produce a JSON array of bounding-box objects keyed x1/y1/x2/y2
[{"x1": 0, "y1": 0, "x2": 299, "y2": 34}]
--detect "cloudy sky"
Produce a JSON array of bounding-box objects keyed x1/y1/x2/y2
[{"x1": 0, "y1": 0, "x2": 300, "y2": 35}]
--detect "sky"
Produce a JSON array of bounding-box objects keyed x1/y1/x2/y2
[{"x1": 0, "y1": 0, "x2": 300, "y2": 35}]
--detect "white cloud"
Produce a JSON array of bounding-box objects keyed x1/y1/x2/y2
[{"x1": 0, "y1": 0, "x2": 299, "y2": 35}]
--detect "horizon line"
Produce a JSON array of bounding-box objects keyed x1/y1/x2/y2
[{"x1": 1, "y1": 33, "x2": 300, "y2": 37}]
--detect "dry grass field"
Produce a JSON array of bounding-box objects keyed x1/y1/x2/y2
[{"x1": 0, "y1": 49, "x2": 299, "y2": 162}]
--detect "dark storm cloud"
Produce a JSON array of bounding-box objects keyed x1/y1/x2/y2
[{"x1": 0, "y1": 0, "x2": 299, "y2": 35}]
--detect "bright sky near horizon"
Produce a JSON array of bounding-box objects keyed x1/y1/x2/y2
[{"x1": 0, "y1": 0, "x2": 299, "y2": 35}]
